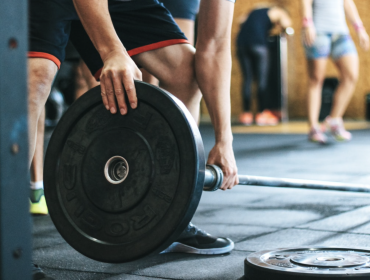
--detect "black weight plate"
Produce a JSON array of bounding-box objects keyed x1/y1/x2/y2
[
  {"x1": 245, "y1": 247, "x2": 370, "y2": 279},
  {"x1": 44, "y1": 81, "x2": 205, "y2": 263}
]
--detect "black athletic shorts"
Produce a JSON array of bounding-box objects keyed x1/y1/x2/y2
[
  {"x1": 29, "y1": 0, "x2": 188, "y2": 79},
  {"x1": 160, "y1": 0, "x2": 200, "y2": 21}
]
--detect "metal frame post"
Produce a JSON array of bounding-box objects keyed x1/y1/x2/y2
[
  {"x1": 0, "y1": 0, "x2": 31, "y2": 279},
  {"x1": 279, "y1": 35, "x2": 289, "y2": 123}
]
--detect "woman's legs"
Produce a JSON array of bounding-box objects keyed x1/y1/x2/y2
[
  {"x1": 236, "y1": 46, "x2": 253, "y2": 125},
  {"x1": 237, "y1": 47, "x2": 253, "y2": 112},
  {"x1": 306, "y1": 58, "x2": 329, "y2": 143},
  {"x1": 307, "y1": 58, "x2": 328, "y2": 128},
  {"x1": 75, "y1": 59, "x2": 100, "y2": 99},
  {"x1": 252, "y1": 46, "x2": 270, "y2": 113},
  {"x1": 251, "y1": 46, "x2": 278, "y2": 126},
  {"x1": 323, "y1": 53, "x2": 359, "y2": 141},
  {"x1": 331, "y1": 54, "x2": 359, "y2": 118}
]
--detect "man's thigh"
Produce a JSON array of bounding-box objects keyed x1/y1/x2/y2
[
  {"x1": 71, "y1": 0, "x2": 189, "y2": 80},
  {"x1": 132, "y1": 43, "x2": 195, "y2": 83}
]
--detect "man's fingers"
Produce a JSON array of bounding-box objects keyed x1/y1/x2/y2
[
  {"x1": 112, "y1": 74, "x2": 127, "y2": 115},
  {"x1": 220, "y1": 166, "x2": 237, "y2": 190},
  {"x1": 100, "y1": 77, "x2": 109, "y2": 110},
  {"x1": 103, "y1": 75, "x2": 117, "y2": 114},
  {"x1": 122, "y1": 73, "x2": 138, "y2": 109},
  {"x1": 235, "y1": 174, "x2": 239, "y2": 186}
]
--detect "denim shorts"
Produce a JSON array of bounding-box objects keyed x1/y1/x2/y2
[{"x1": 304, "y1": 34, "x2": 357, "y2": 60}]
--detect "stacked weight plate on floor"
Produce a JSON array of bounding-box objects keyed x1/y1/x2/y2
[
  {"x1": 245, "y1": 247, "x2": 370, "y2": 279},
  {"x1": 44, "y1": 81, "x2": 205, "y2": 263}
]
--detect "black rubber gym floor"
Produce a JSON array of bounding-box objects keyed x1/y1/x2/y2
[{"x1": 34, "y1": 125, "x2": 370, "y2": 280}]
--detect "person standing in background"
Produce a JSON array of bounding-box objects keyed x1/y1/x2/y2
[
  {"x1": 302, "y1": 0, "x2": 369, "y2": 144},
  {"x1": 237, "y1": 5, "x2": 292, "y2": 126}
]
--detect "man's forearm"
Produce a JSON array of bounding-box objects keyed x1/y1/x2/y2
[
  {"x1": 72, "y1": 0, "x2": 125, "y2": 60},
  {"x1": 195, "y1": 47, "x2": 233, "y2": 143},
  {"x1": 196, "y1": 0, "x2": 234, "y2": 143}
]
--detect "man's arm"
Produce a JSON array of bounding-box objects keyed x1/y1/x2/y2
[
  {"x1": 72, "y1": 0, "x2": 142, "y2": 115},
  {"x1": 343, "y1": 0, "x2": 369, "y2": 51},
  {"x1": 195, "y1": 0, "x2": 238, "y2": 190}
]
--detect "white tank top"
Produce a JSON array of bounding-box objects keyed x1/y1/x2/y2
[{"x1": 313, "y1": 0, "x2": 349, "y2": 34}]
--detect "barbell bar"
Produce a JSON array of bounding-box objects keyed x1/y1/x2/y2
[{"x1": 204, "y1": 164, "x2": 370, "y2": 193}]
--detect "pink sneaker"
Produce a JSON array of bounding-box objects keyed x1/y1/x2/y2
[
  {"x1": 325, "y1": 117, "x2": 352, "y2": 142},
  {"x1": 308, "y1": 127, "x2": 327, "y2": 144}
]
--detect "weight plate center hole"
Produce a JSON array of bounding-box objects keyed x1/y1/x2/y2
[
  {"x1": 104, "y1": 156, "x2": 129, "y2": 184},
  {"x1": 316, "y1": 256, "x2": 344, "y2": 262}
]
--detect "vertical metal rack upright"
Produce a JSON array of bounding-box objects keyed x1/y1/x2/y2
[{"x1": 0, "y1": 0, "x2": 31, "y2": 279}]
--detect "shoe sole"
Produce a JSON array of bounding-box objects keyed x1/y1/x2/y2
[
  {"x1": 332, "y1": 135, "x2": 352, "y2": 142},
  {"x1": 161, "y1": 238, "x2": 234, "y2": 255},
  {"x1": 308, "y1": 138, "x2": 327, "y2": 144}
]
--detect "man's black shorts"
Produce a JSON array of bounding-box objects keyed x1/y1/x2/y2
[
  {"x1": 29, "y1": 0, "x2": 188, "y2": 79},
  {"x1": 160, "y1": 0, "x2": 200, "y2": 21}
]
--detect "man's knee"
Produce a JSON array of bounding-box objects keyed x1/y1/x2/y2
[
  {"x1": 172, "y1": 64, "x2": 197, "y2": 90},
  {"x1": 158, "y1": 45, "x2": 198, "y2": 88},
  {"x1": 28, "y1": 58, "x2": 57, "y2": 107}
]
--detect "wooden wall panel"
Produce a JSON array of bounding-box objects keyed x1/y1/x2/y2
[{"x1": 226, "y1": 0, "x2": 370, "y2": 120}]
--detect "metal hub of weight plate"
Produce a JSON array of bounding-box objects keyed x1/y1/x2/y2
[
  {"x1": 245, "y1": 247, "x2": 370, "y2": 279},
  {"x1": 44, "y1": 81, "x2": 205, "y2": 263}
]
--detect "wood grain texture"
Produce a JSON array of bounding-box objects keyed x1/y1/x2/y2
[{"x1": 205, "y1": 0, "x2": 370, "y2": 120}]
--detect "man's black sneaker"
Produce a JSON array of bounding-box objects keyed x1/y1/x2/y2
[
  {"x1": 32, "y1": 263, "x2": 54, "y2": 280},
  {"x1": 162, "y1": 223, "x2": 234, "y2": 255}
]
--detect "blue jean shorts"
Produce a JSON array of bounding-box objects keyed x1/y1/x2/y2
[{"x1": 304, "y1": 34, "x2": 357, "y2": 60}]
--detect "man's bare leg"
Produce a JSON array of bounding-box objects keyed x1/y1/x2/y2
[
  {"x1": 30, "y1": 108, "x2": 48, "y2": 214},
  {"x1": 174, "y1": 19, "x2": 195, "y2": 46},
  {"x1": 141, "y1": 69, "x2": 159, "y2": 86},
  {"x1": 28, "y1": 58, "x2": 57, "y2": 165},
  {"x1": 134, "y1": 44, "x2": 201, "y2": 121},
  {"x1": 75, "y1": 59, "x2": 100, "y2": 99},
  {"x1": 30, "y1": 108, "x2": 45, "y2": 183},
  {"x1": 142, "y1": 18, "x2": 195, "y2": 88}
]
